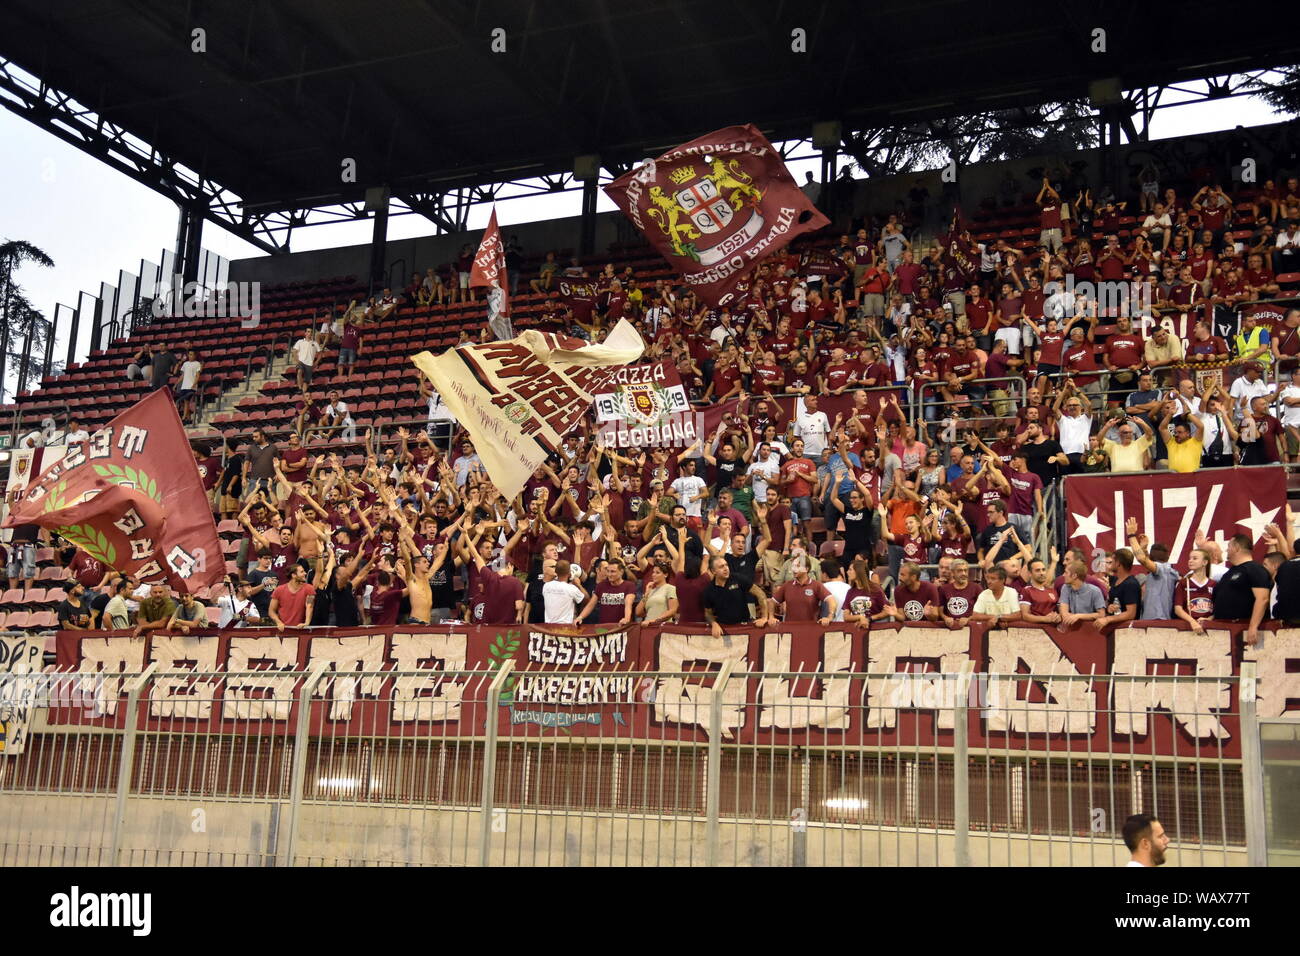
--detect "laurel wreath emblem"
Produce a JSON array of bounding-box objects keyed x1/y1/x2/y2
[
  {"x1": 93, "y1": 464, "x2": 163, "y2": 504},
  {"x1": 486, "y1": 630, "x2": 521, "y2": 705},
  {"x1": 52, "y1": 524, "x2": 117, "y2": 567}
]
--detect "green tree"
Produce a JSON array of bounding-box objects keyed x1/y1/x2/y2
[
  {"x1": 1244, "y1": 65, "x2": 1300, "y2": 116},
  {"x1": 0, "y1": 240, "x2": 57, "y2": 401}
]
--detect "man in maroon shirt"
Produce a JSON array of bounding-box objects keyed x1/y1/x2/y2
[
  {"x1": 771, "y1": 557, "x2": 834, "y2": 623},
  {"x1": 965, "y1": 283, "x2": 995, "y2": 350},
  {"x1": 577, "y1": 560, "x2": 637, "y2": 626},
  {"x1": 938, "y1": 559, "x2": 982, "y2": 628},
  {"x1": 891, "y1": 249, "x2": 927, "y2": 300},
  {"x1": 269, "y1": 564, "x2": 316, "y2": 630},
  {"x1": 888, "y1": 563, "x2": 940, "y2": 622},
  {"x1": 1102, "y1": 315, "x2": 1145, "y2": 404},
  {"x1": 1062, "y1": 325, "x2": 1104, "y2": 412}
]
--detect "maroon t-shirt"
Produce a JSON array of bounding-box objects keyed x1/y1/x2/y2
[
  {"x1": 893, "y1": 580, "x2": 939, "y2": 621},
  {"x1": 480, "y1": 573, "x2": 525, "y2": 625},
  {"x1": 938, "y1": 581, "x2": 981, "y2": 620},
  {"x1": 672, "y1": 572, "x2": 711, "y2": 624},
  {"x1": 281, "y1": 447, "x2": 309, "y2": 483},
  {"x1": 592, "y1": 581, "x2": 637, "y2": 624},
  {"x1": 370, "y1": 585, "x2": 405, "y2": 626}
]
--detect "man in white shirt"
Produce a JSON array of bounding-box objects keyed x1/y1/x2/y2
[
  {"x1": 745, "y1": 442, "x2": 781, "y2": 503},
  {"x1": 292, "y1": 328, "x2": 322, "y2": 391},
  {"x1": 670, "y1": 458, "x2": 709, "y2": 519},
  {"x1": 709, "y1": 312, "x2": 739, "y2": 348},
  {"x1": 1275, "y1": 219, "x2": 1300, "y2": 275},
  {"x1": 1277, "y1": 366, "x2": 1300, "y2": 462},
  {"x1": 217, "y1": 580, "x2": 263, "y2": 628},
  {"x1": 792, "y1": 394, "x2": 832, "y2": 460},
  {"x1": 1228, "y1": 362, "x2": 1275, "y2": 421},
  {"x1": 176, "y1": 349, "x2": 203, "y2": 423},
  {"x1": 1055, "y1": 388, "x2": 1092, "y2": 465},
  {"x1": 542, "y1": 560, "x2": 587, "y2": 624},
  {"x1": 64, "y1": 418, "x2": 90, "y2": 444},
  {"x1": 322, "y1": 388, "x2": 356, "y2": 442},
  {"x1": 969, "y1": 567, "x2": 1023, "y2": 628},
  {"x1": 1122, "y1": 813, "x2": 1168, "y2": 867},
  {"x1": 820, "y1": 558, "x2": 852, "y2": 623}
]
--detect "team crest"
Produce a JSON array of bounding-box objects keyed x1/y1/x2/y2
[
  {"x1": 504, "y1": 401, "x2": 532, "y2": 425},
  {"x1": 623, "y1": 383, "x2": 663, "y2": 425},
  {"x1": 647, "y1": 158, "x2": 765, "y2": 265}
]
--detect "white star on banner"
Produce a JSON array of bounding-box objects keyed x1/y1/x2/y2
[
  {"x1": 1070, "y1": 508, "x2": 1112, "y2": 548},
  {"x1": 1235, "y1": 501, "x2": 1281, "y2": 543}
]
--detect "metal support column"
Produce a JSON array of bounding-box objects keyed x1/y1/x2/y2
[
  {"x1": 368, "y1": 195, "x2": 390, "y2": 292},
  {"x1": 579, "y1": 178, "x2": 598, "y2": 257},
  {"x1": 281, "y1": 662, "x2": 328, "y2": 867},
  {"x1": 705, "y1": 659, "x2": 735, "y2": 866},
  {"x1": 479, "y1": 659, "x2": 515, "y2": 866},
  {"x1": 1239, "y1": 662, "x2": 1268, "y2": 866},
  {"x1": 180, "y1": 205, "x2": 204, "y2": 287},
  {"x1": 110, "y1": 662, "x2": 158, "y2": 866},
  {"x1": 953, "y1": 660, "x2": 975, "y2": 866}
]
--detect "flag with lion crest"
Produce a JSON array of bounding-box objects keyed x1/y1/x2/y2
[{"x1": 3, "y1": 389, "x2": 224, "y2": 593}]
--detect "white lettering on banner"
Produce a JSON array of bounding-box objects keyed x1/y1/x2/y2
[
  {"x1": 76, "y1": 637, "x2": 147, "y2": 716},
  {"x1": 149, "y1": 635, "x2": 219, "y2": 718},
  {"x1": 306, "y1": 635, "x2": 387, "y2": 720},
  {"x1": 605, "y1": 364, "x2": 668, "y2": 386},
  {"x1": 1110, "y1": 627, "x2": 1233, "y2": 739},
  {"x1": 653, "y1": 633, "x2": 749, "y2": 739},
  {"x1": 1241, "y1": 628, "x2": 1300, "y2": 719},
  {"x1": 527, "y1": 631, "x2": 628, "y2": 666},
  {"x1": 757, "y1": 631, "x2": 853, "y2": 730},
  {"x1": 984, "y1": 628, "x2": 1095, "y2": 735},
  {"x1": 863, "y1": 627, "x2": 972, "y2": 729},
  {"x1": 388, "y1": 633, "x2": 467, "y2": 722},
  {"x1": 0, "y1": 632, "x2": 44, "y2": 755},
  {"x1": 513, "y1": 675, "x2": 636, "y2": 705},
  {"x1": 224, "y1": 637, "x2": 299, "y2": 720}
]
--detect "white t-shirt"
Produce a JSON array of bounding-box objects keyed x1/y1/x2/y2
[
  {"x1": 179, "y1": 360, "x2": 202, "y2": 390},
  {"x1": 217, "y1": 595, "x2": 261, "y2": 628},
  {"x1": 974, "y1": 587, "x2": 1022, "y2": 617},
  {"x1": 1057, "y1": 413, "x2": 1092, "y2": 455},
  {"x1": 671, "y1": 475, "x2": 708, "y2": 517},
  {"x1": 824, "y1": 580, "x2": 851, "y2": 622},
  {"x1": 325, "y1": 401, "x2": 352, "y2": 424},
  {"x1": 793, "y1": 410, "x2": 831, "y2": 459},
  {"x1": 1229, "y1": 377, "x2": 1274, "y2": 418},
  {"x1": 709, "y1": 324, "x2": 738, "y2": 347},
  {"x1": 293, "y1": 337, "x2": 321, "y2": 366},
  {"x1": 1278, "y1": 385, "x2": 1300, "y2": 428},
  {"x1": 542, "y1": 580, "x2": 585, "y2": 624},
  {"x1": 65, "y1": 428, "x2": 90, "y2": 444},
  {"x1": 747, "y1": 456, "x2": 781, "y2": 502}
]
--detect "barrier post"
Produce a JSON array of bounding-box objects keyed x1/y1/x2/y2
[
  {"x1": 479, "y1": 658, "x2": 515, "y2": 867},
  {"x1": 953, "y1": 659, "x2": 975, "y2": 867},
  {"x1": 281, "y1": 661, "x2": 328, "y2": 867},
  {"x1": 705, "y1": 659, "x2": 734, "y2": 867},
  {"x1": 109, "y1": 661, "x2": 157, "y2": 866},
  {"x1": 1238, "y1": 662, "x2": 1268, "y2": 867}
]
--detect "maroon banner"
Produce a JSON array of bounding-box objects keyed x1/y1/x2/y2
[
  {"x1": 799, "y1": 248, "x2": 849, "y2": 277},
  {"x1": 470, "y1": 207, "x2": 511, "y2": 338},
  {"x1": 1063, "y1": 465, "x2": 1287, "y2": 569},
  {"x1": 3, "y1": 390, "x2": 224, "y2": 592},
  {"x1": 50, "y1": 620, "x2": 1300, "y2": 758},
  {"x1": 604, "y1": 124, "x2": 830, "y2": 307}
]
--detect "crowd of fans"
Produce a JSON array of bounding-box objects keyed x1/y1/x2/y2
[{"x1": 12, "y1": 166, "x2": 1300, "y2": 641}]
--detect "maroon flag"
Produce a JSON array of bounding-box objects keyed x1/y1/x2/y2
[
  {"x1": 470, "y1": 207, "x2": 511, "y2": 339},
  {"x1": 3, "y1": 390, "x2": 225, "y2": 593},
  {"x1": 604, "y1": 124, "x2": 829, "y2": 307},
  {"x1": 799, "y1": 248, "x2": 849, "y2": 278},
  {"x1": 1064, "y1": 466, "x2": 1286, "y2": 569},
  {"x1": 553, "y1": 276, "x2": 600, "y2": 322}
]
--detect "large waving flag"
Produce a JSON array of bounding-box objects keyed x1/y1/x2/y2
[
  {"x1": 411, "y1": 320, "x2": 644, "y2": 500},
  {"x1": 604, "y1": 123, "x2": 829, "y2": 308},
  {"x1": 470, "y1": 207, "x2": 512, "y2": 340},
  {"x1": 3, "y1": 389, "x2": 225, "y2": 593}
]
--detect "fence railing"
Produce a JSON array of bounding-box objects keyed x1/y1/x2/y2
[{"x1": 0, "y1": 665, "x2": 1270, "y2": 867}]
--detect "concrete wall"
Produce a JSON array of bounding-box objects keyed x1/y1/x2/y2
[{"x1": 0, "y1": 794, "x2": 1246, "y2": 867}]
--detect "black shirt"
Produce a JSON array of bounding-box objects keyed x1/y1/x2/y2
[
  {"x1": 976, "y1": 521, "x2": 1019, "y2": 563},
  {"x1": 724, "y1": 549, "x2": 760, "y2": 591},
  {"x1": 1107, "y1": 576, "x2": 1141, "y2": 617},
  {"x1": 703, "y1": 580, "x2": 754, "y2": 625},
  {"x1": 842, "y1": 506, "x2": 871, "y2": 557},
  {"x1": 57, "y1": 599, "x2": 92, "y2": 628},
  {"x1": 247, "y1": 569, "x2": 277, "y2": 617},
  {"x1": 1274, "y1": 559, "x2": 1300, "y2": 622},
  {"x1": 713, "y1": 457, "x2": 742, "y2": 494},
  {"x1": 1021, "y1": 438, "x2": 1063, "y2": 486},
  {"x1": 1213, "y1": 561, "x2": 1272, "y2": 621}
]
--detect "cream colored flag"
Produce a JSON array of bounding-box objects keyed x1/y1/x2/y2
[{"x1": 411, "y1": 319, "x2": 645, "y2": 500}]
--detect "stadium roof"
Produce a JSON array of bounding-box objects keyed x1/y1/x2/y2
[{"x1": 3, "y1": 0, "x2": 1298, "y2": 219}]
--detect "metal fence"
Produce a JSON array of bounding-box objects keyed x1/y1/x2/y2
[{"x1": 0, "y1": 664, "x2": 1273, "y2": 867}]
